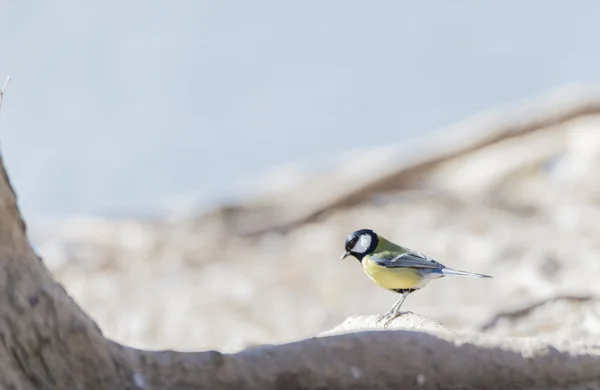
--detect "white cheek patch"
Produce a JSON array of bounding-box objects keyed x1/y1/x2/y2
[{"x1": 352, "y1": 234, "x2": 372, "y2": 253}]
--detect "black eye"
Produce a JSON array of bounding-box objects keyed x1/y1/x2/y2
[{"x1": 347, "y1": 237, "x2": 358, "y2": 250}]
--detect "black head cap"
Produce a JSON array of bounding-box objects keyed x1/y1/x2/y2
[{"x1": 341, "y1": 228, "x2": 378, "y2": 261}]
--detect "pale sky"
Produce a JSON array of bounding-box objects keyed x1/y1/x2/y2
[{"x1": 1, "y1": 1, "x2": 599, "y2": 220}]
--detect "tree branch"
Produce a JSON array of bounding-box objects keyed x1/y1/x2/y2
[
  {"x1": 0, "y1": 76, "x2": 11, "y2": 115},
  {"x1": 232, "y1": 85, "x2": 600, "y2": 236},
  {"x1": 112, "y1": 314, "x2": 600, "y2": 390}
]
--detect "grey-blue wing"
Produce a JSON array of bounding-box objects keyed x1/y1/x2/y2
[{"x1": 371, "y1": 250, "x2": 445, "y2": 269}]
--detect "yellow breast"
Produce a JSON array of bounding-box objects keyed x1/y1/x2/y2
[{"x1": 361, "y1": 256, "x2": 423, "y2": 290}]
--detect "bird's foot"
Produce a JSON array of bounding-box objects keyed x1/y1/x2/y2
[
  {"x1": 376, "y1": 311, "x2": 413, "y2": 328},
  {"x1": 375, "y1": 311, "x2": 393, "y2": 323},
  {"x1": 382, "y1": 313, "x2": 400, "y2": 328}
]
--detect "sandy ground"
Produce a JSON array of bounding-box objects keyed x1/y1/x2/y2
[{"x1": 25, "y1": 102, "x2": 600, "y2": 354}]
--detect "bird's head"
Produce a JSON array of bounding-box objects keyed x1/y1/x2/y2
[{"x1": 341, "y1": 228, "x2": 379, "y2": 261}]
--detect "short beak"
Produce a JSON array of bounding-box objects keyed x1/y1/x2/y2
[{"x1": 340, "y1": 251, "x2": 350, "y2": 260}]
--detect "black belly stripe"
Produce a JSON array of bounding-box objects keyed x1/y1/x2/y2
[{"x1": 392, "y1": 288, "x2": 417, "y2": 294}]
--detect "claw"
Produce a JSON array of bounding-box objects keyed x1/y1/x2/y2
[
  {"x1": 375, "y1": 310, "x2": 394, "y2": 324},
  {"x1": 378, "y1": 310, "x2": 413, "y2": 328},
  {"x1": 383, "y1": 312, "x2": 401, "y2": 327}
]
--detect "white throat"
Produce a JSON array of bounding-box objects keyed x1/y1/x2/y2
[{"x1": 352, "y1": 234, "x2": 372, "y2": 253}]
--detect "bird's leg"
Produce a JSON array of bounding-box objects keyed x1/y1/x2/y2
[
  {"x1": 382, "y1": 293, "x2": 409, "y2": 327},
  {"x1": 376, "y1": 292, "x2": 410, "y2": 325},
  {"x1": 379, "y1": 297, "x2": 403, "y2": 318}
]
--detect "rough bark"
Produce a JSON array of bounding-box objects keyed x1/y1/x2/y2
[
  {"x1": 0, "y1": 153, "x2": 123, "y2": 389},
  {"x1": 1, "y1": 149, "x2": 600, "y2": 389}
]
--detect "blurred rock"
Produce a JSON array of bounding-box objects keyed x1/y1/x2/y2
[{"x1": 27, "y1": 85, "x2": 600, "y2": 353}]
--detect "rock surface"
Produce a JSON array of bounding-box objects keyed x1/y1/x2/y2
[{"x1": 322, "y1": 312, "x2": 449, "y2": 336}]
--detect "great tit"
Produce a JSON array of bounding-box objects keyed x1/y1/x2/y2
[{"x1": 341, "y1": 228, "x2": 492, "y2": 325}]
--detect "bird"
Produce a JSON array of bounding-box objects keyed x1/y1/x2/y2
[{"x1": 341, "y1": 228, "x2": 492, "y2": 326}]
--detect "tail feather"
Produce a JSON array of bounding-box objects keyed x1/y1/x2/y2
[{"x1": 440, "y1": 268, "x2": 492, "y2": 278}]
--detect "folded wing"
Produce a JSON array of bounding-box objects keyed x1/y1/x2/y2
[{"x1": 371, "y1": 250, "x2": 444, "y2": 269}]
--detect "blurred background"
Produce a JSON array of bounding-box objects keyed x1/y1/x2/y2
[{"x1": 2, "y1": 1, "x2": 600, "y2": 352}]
